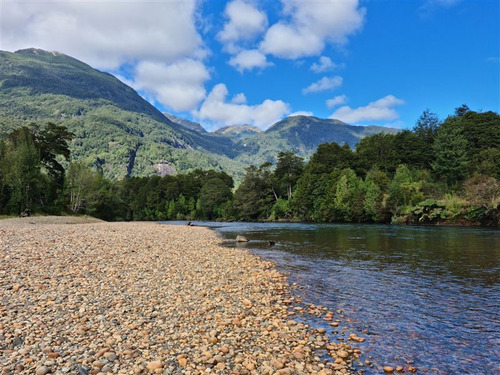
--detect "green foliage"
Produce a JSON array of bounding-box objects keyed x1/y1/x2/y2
[
  {"x1": 197, "y1": 178, "x2": 233, "y2": 220},
  {"x1": 332, "y1": 169, "x2": 365, "y2": 222},
  {"x1": 356, "y1": 133, "x2": 399, "y2": 174},
  {"x1": 274, "y1": 151, "x2": 304, "y2": 200},
  {"x1": 413, "y1": 109, "x2": 440, "y2": 145},
  {"x1": 387, "y1": 165, "x2": 426, "y2": 214},
  {"x1": 432, "y1": 116, "x2": 469, "y2": 185},
  {"x1": 472, "y1": 148, "x2": 500, "y2": 179},
  {"x1": 363, "y1": 179, "x2": 384, "y2": 222}
]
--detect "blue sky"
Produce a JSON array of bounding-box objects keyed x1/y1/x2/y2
[{"x1": 2, "y1": 0, "x2": 499, "y2": 130}]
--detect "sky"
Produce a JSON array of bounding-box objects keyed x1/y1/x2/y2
[{"x1": 1, "y1": 0, "x2": 499, "y2": 131}]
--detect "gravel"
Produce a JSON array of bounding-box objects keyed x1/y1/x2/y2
[{"x1": 0, "y1": 220, "x2": 357, "y2": 374}]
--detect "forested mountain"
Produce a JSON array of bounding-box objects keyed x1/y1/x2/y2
[
  {"x1": 233, "y1": 115, "x2": 399, "y2": 166},
  {"x1": 0, "y1": 48, "x2": 398, "y2": 179},
  {"x1": 0, "y1": 48, "x2": 241, "y2": 179}
]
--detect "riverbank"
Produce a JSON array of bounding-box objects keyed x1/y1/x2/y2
[{"x1": 0, "y1": 219, "x2": 357, "y2": 374}]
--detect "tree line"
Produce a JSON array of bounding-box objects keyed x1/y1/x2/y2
[{"x1": 1, "y1": 105, "x2": 499, "y2": 225}]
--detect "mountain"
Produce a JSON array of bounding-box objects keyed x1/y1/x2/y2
[
  {"x1": 215, "y1": 124, "x2": 262, "y2": 140},
  {"x1": 0, "y1": 48, "x2": 241, "y2": 179},
  {"x1": 233, "y1": 115, "x2": 399, "y2": 165},
  {"x1": 0, "y1": 48, "x2": 400, "y2": 180},
  {"x1": 164, "y1": 113, "x2": 206, "y2": 133}
]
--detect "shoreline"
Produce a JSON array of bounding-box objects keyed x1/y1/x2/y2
[{"x1": 0, "y1": 219, "x2": 357, "y2": 374}]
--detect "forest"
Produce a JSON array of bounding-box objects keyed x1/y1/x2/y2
[{"x1": 1, "y1": 105, "x2": 499, "y2": 226}]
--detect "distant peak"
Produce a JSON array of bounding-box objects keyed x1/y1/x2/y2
[{"x1": 15, "y1": 48, "x2": 64, "y2": 56}]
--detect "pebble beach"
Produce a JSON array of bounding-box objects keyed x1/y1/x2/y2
[{"x1": 0, "y1": 218, "x2": 357, "y2": 375}]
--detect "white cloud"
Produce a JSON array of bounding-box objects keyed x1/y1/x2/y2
[
  {"x1": 311, "y1": 56, "x2": 338, "y2": 73},
  {"x1": 229, "y1": 49, "x2": 272, "y2": 72},
  {"x1": 326, "y1": 95, "x2": 347, "y2": 108},
  {"x1": 2, "y1": 0, "x2": 205, "y2": 70},
  {"x1": 303, "y1": 76, "x2": 343, "y2": 94},
  {"x1": 197, "y1": 83, "x2": 290, "y2": 129},
  {"x1": 290, "y1": 111, "x2": 314, "y2": 117},
  {"x1": 260, "y1": 0, "x2": 365, "y2": 59},
  {"x1": 133, "y1": 59, "x2": 210, "y2": 112},
  {"x1": 217, "y1": 0, "x2": 268, "y2": 53},
  {"x1": 331, "y1": 95, "x2": 405, "y2": 123},
  {"x1": 231, "y1": 93, "x2": 247, "y2": 104}
]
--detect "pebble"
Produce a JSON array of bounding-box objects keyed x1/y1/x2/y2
[
  {"x1": 35, "y1": 365, "x2": 50, "y2": 375},
  {"x1": 0, "y1": 219, "x2": 358, "y2": 374},
  {"x1": 146, "y1": 360, "x2": 162, "y2": 370}
]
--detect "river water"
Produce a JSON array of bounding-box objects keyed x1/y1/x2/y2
[{"x1": 169, "y1": 221, "x2": 500, "y2": 374}]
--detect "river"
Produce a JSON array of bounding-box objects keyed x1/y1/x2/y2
[{"x1": 169, "y1": 221, "x2": 500, "y2": 374}]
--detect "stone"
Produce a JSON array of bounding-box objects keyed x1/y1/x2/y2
[
  {"x1": 383, "y1": 366, "x2": 395, "y2": 373},
  {"x1": 146, "y1": 360, "x2": 162, "y2": 371},
  {"x1": 337, "y1": 350, "x2": 349, "y2": 359},
  {"x1": 271, "y1": 359, "x2": 284, "y2": 369},
  {"x1": 244, "y1": 362, "x2": 255, "y2": 371},
  {"x1": 236, "y1": 235, "x2": 249, "y2": 242},
  {"x1": 36, "y1": 366, "x2": 50, "y2": 375}
]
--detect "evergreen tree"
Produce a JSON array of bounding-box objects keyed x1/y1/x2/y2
[
  {"x1": 413, "y1": 109, "x2": 440, "y2": 145},
  {"x1": 432, "y1": 117, "x2": 469, "y2": 185}
]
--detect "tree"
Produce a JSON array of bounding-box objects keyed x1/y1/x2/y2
[
  {"x1": 274, "y1": 151, "x2": 304, "y2": 200},
  {"x1": 233, "y1": 165, "x2": 274, "y2": 220},
  {"x1": 455, "y1": 104, "x2": 470, "y2": 117},
  {"x1": 64, "y1": 162, "x2": 101, "y2": 214},
  {"x1": 333, "y1": 168, "x2": 364, "y2": 222},
  {"x1": 413, "y1": 109, "x2": 440, "y2": 145},
  {"x1": 363, "y1": 180, "x2": 383, "y2": 222},
  {"x1": 198, "y1": 178, "x2": 233, "y2": 219},
  {"x1": 460, "y1": 111, "x2": 500, "y2": 158},
  {"x1": 307, "y1": 142, "x2": 355, "y2": 174},
  {"x1": 356, "y1": 134, "x2": 399, "y2": 175},
  {"x1": 34, "y1": 122, "x2": 74, "y2": 184},
  {"x1": 387, "y1": 165, "x2": 425, "y2": 214},
  {"x1": 363, "y1": 169, "x2": 389, "y2": 222},
  {"x1": 472, "y1": 148, "x2": 500, "y2": 179},
  {"x1": 2, "y1": 127, "x2": 45, "y2": 213},
  {"x1": 394, "y1": 130, "x2": 432, "y2": 170},
  {"x1": 432, "y1": 117, "x2": 469, "y2": 185}
]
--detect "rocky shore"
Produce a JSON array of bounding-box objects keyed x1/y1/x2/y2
[{"x1": 0, "y1": 219, "x2": 357, "y2": 374}]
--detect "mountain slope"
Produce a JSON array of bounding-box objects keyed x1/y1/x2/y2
[
  {"x1": 164, "y1": 113, "x2": 206, "y2": 133},
  {"x1": 234, "y1": 115, "x2": 400, "y2": 165},
  {"x1": 215, "y1": 124, "x2": 262, "y2": 140},
  {"x1": 0, "y1": 49, "x2": 241, "y2": 179}
]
